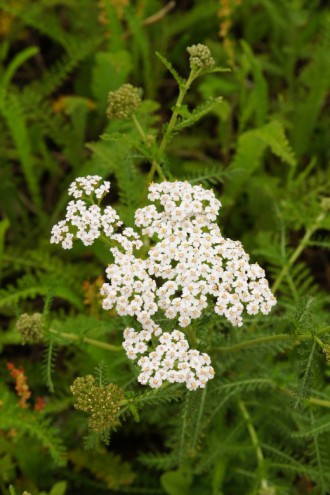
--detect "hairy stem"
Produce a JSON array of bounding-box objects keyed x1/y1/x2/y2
[
  {"x1": 132, "y1": 113, "x2": 148, "y2": 143},
  {"x1": 158, "y1": 68, "x2": 199, "y2": 159},
  {"x1": 238, "y1": 399, "x2": 264, "y2": 465},
  {"x1": 132, "y1": 113, "x2": 166, "y2": 182},
  {"x1": 211, "y1": 325, "x2": 330, "y2": 354},
  {"x1": 238, "y1": 400, "x2": 273, "y2": 491},
  {"x1": 49, "y1": 328, "x2": 122, "y2": 352}
]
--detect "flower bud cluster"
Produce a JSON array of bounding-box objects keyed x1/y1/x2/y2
[
  {"x1": 107, "y1": 83, "x2": 141, "y2": 120},
  {"x1": 323, "y1": 344, "x2": 330, "y2": 365},
  {"x1": 50, "y1": 176, "x2": 123, "y2": 249},
  {"x1": 70, "y1": 375, "x2": 124, "y2": 433},
  {"x1": 124, "y1": 328, "x2": 215, "y2": 390},
  {"x1": 16, "y1": 313, "x2": 44, "y2": 344},
  {"x1": 187, "y1": 44, "x2": 215, "y2": 70}
]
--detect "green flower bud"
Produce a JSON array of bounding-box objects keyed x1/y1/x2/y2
[
  {"x1": 321, "y1": 197, "x2": 330, "y2": 211},
  {"x1": 187, "y1": 44, "x2": 215, "y2": 70},
  {"x1": 323, "y1": 344, "x2": 330, "y2": 364},
  {"x1": 16, "y1": 313, "x2": 44, "y2": 344},
  {"x1": 107, "y1": 83, "x2": 141, "y2": 120},
  {"x1": 71, "y1": 375, "x2": 124, "y2": 433}
]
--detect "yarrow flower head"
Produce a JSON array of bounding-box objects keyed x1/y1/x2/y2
[
  {"x1": 124, "y1": 329, "x2": 214, "y2": 391},
  {"x1": 187, "y1": 44, "x2": 215, "y2": 70},
  {"x1": 107, "y1": 83, "x2": 141, "y2": 120},
  {"x1": 50, "y1": 175, "x2": 123, "y2": 250},
  {"x1": 52, "y1": 178, "x2": 277, "y2": 391},
  {"x1": 70, "y1": 375, "x2": 124, "y2": 433},
  {"x1": 16, "y1": 313, "x2": 44, "y2": 344}
]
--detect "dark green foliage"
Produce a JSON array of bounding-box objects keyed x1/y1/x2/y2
[{"x1": 0, "y1": 1, "x2": 330, "y2": 494}]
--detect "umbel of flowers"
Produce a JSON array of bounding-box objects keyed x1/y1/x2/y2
[
  {"x1": 51, "y1": 176, "x2": 276, "y2": 391},
  {"x1": 70, "y1": 375, "x2": 124, "y2": 432}
]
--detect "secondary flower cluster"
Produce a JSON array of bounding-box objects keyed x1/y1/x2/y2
[
  {"x1": 16, "y1": 313, "x2": 44, "y2": 344},
  {"x1": 123, "y1": 329, "x2": 214, "y2": 391},
  {"x1": 51, "y1": 176, "x2": 277, "y2": 391},
  {"x1": 187, "y1": 43, "x2": 215, "y2": 70},
  {"x1": 71, "y1": 375, "x2": 124, "y2": 433},
  {"x1": 50, "y1": 175, "x2": 122, "y2": 249}
]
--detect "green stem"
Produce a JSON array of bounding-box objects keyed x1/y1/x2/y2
[
  {"x1": 49, "y1": 328, "x2": 122, "y2": 352},
  {"x1": 272, "y1": 211, "x2": 325, "y2": 294},
  {"x1": 279, "y1": 385, "x2": 330, "y2": 409},
  {"x1": 99, "y1": 233, "x2": 115, "y2": 248},
  {"x1": 238, "y1": 401, "x2": 272, "y2": 492},
  {"x1": 132, "y1": 113, "x2": 148, "y2": 143},
  {"x1": 238, "y1": 399, "x2": 264, "y2": 465},
  {"x1": 211, "y1": 326, "x2": 330, "y2": 354},
  {"x1": 185, "y1": 325, "x2": 198, "y2": 348},
  {"x1": 132, "y1": 113, "x2": 166, "y2": 182},
  {"x1": 307, "y1": 397, "x2": 330, "y2": 409},
  {"x1": 157, "y1": 68, "x2": 199, "y2": 159}
]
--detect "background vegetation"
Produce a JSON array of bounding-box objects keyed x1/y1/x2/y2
[{"x1": 0, "y1": 0, "x2": 329, "y2": 494}]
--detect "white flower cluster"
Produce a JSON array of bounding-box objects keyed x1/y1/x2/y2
[
  {"x1": 132, "y1": 181, "x2": 277, "y2": 328},
  {"x1": 50, "y1": 176, "x2": 122, "y2": 249},
  {"x1": 123, "y1": 328, "x2": 214, "y2": 390},
  {"x1": 51, "y1": 177, "x2": 277, "y2": 391},
  {"x1": 68, "y1": 175, "x2": 110, "y2": 199}
]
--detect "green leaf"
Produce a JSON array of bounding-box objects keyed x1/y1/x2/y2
[
  {"x1": 161, "y1": 469, "x2": 192, "y2": 495},
  {"x1": 174, "y1": 98, "x2": 223, "y2": 131},
  {"x1": 49, "y1": 481, "x2": 67, "y2": 495},
  {"x1": 156, "y1": 52, "x2": 185, "y2": 88},
  {"x1": 226, "y1": 120, "x2": 296, "y2": 201},
  {"x1": 1, "y1": 46, "x2": 39, "y2": 91},
  {"x1": 205, "y1": 67, "x2": 231, "y2": 75},
  {"x1": 0, "y1": 94, "x2": 42, "y2": 210},
  {"x1": 257, "y1": 120, "x2": 296, "y2": 167}
]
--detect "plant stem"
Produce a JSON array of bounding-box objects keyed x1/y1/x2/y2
[
  {"x1": 279, "y1": 385, "x2": 330, "y2": 409},
  {"x1": 307, "y1": 397, "x2": 330, "y2": 409},
  {"x1": 185, "y1": 325, "x2": 197, "y2": 348},
  {"x1": 157, "y1": 69, "x2": 199, "y2": 159},
  {"x1": 272, "y1": 211, "x2": 325, "y2": 294},
  {"x1": 48, "y1": 328, "x2": 122, "y2": 352},
  {"x1": 238, "y1": 399, "x2": 264, "y2": 465},
  {"x1": 132, "y1": 113, "x2": 148, "y2": 143},
  {"x1": 238, "y1": 401, "x2": 273, "y2": 495},
  {"x1": 132, "y1": 113, "x2": 166, "y2": 182},
  {"x1": 211, "y1": 326, "x2": 330, "y2": 354},
  {"x1": 134, "y1": 67, "x2": 200, "y2": 184}
]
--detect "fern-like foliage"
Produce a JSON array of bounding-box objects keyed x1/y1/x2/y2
[
  {"x1": 0, "y1": 395, "x2": 66, "y2": 466},
  {"x1": 226, "y1": 120, "x2": 296, "y2": 203},
  {"x1": 42, "y1": 340, "x2": 58, "y2": 393},
  {"x1": 174, "y1": 98, "x2": 223, "y2": 131}
]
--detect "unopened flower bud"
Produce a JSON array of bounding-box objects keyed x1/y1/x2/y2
[
  {"x1": 107, "y1": 84, "x2": 141, "y2": 120},
  {"x1": 321, "y1": 197, "x2": 330, "y2": 211},
  {"x1": 187, "y1": 44, "x2": 215, "y2": 70},
  {"x1": 71, "y1": 375, "x2": 124, "y2": 433},
  {"x1": 323, "y1": 344, "x2": 330, "y2": 364},
  {"x1": 16, "y1": 313, "x2": 44, "y2": 344}
]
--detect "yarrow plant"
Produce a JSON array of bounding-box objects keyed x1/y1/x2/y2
[{"x1": 51, "y1": 177, "x2": 276, "y2": 391}]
